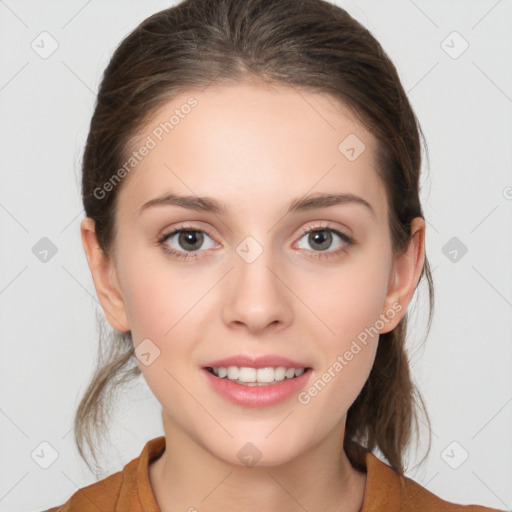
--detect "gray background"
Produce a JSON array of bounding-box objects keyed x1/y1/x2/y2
[{"x1": 0, "y1": 0, "x2": 511, "y2": 510}]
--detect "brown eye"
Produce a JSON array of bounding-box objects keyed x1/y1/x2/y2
[
  {"x1": 176, "y1": 231, "x2": 204, "y2": 251},
  {"x1": 297, "y1": 228, "x2": 351, "y2": 253},
  {"x1": 160, "y1": 228, "x2": 216, "y2": 256},
  {"x1": 307, "y1": 230, "x2": 332, "y2": 251}
]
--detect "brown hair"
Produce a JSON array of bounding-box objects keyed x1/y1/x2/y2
[{"x1": 76, "y1": 0, "x2": 434, "y2": 476}]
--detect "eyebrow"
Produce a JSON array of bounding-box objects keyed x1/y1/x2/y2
[{"x1": 139, "y1": 192, "x2": 375, "y2": 217}]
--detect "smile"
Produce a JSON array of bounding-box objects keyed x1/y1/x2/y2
[
  {"x1": 207, "y1": 366, "x2": 307, "y2": 385},
  {"x1": 202, "y1": 367, "x2": 312, "y2": 407}
]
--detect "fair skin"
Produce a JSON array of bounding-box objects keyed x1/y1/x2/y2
[{"x1": 81, "y1": 81, "x2": 425, "y2": 512}]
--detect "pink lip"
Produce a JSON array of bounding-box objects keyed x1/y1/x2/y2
[
  {"x1": 203, "y1": 354, "x2": 310, "y2": 369},
  {"x1": 202, "y1": 367, "x2": 312, "y2": 408}
]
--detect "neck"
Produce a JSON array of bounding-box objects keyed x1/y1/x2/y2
[{"x1": 149, "y1": 412, "x2": 367, "y2": 512}]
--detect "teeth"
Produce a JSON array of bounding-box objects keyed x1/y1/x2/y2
[
  {"x1": 227, "y1": 366, "x2": 239, "y2": 380},
  {"x1": 210, "y1": 366, "x2": 307, "y2": 384},
  {"x1": 274, "y1": 367, "x2": 286, "y2": 381},
  {"x1": 257, "y1": 367, "x2": 277, "y2": 383},
  {"x1": 238, "y1": 367, "x2": 256, "y2": 382}
]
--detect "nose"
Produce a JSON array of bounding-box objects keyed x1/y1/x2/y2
[{"x1": 222, "y1": 242, "x2": 293, "y2": 335}]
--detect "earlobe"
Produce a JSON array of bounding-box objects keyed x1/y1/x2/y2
[
  {"x1": 80, "y1": 217, "x2": 130, "y2": 332},
  {"x1": 379, "y1": 217, "x2": 426, "y2": 333}
]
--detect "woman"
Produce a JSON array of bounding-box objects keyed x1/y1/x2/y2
[{"x1": 44, "y1": 0, "x2": 503, "y2": 510}]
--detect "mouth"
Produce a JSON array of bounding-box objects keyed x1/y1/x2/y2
[{"x1": 204, "y1": 366, "x2": 312, "y2": 386}]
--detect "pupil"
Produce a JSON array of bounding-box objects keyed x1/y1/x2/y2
[
  {"x1": 310, "y1": 230, "x2": 331, "y2": 251},
  {"x1": 180, "y1": 231, "x2": 203, "y2": 251}
]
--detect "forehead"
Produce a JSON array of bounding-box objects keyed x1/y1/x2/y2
[{"x1": 119, "y1": 82, "x2": 387, "y2": 219}]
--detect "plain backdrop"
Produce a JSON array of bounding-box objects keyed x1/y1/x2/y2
[{"x1": 0, "y1": 1, "x2": 511, "y2": 511}]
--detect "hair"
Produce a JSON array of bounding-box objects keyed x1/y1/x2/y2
[{"x1": 76, "y1": 0, "x2": 434, "y2": 477}]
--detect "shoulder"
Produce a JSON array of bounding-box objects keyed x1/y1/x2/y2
[
  {"x1": 41, "y1": 469, "x2": 124, "y2": 512},
  {"x1": 41, "y1": 436, "x2": 165, "y2": 512},
  {"x1": 399, "y1": 474, "x2": 505, "y2": 511},
  {"x1": 356, "y1": 446, "x2": 505, "y2": 511}
]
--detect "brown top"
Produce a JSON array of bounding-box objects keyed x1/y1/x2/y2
[{"x1": 44, "y1": 436, "x2": 503, "y2": 512}]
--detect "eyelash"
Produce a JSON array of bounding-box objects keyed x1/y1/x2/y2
[{"x1": 156, "y1": 223, "x2": 355, "y2": 261}]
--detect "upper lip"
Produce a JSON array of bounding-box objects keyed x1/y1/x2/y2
[{"x1": 203, "y1": 354, "x2": 311, "y2": 369}]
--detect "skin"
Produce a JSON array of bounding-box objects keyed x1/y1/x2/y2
[{"x1": 81, "y1": 81, "x2": 425, "y2": 512}]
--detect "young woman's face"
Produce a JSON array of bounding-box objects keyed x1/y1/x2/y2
[{"x1": 103, "y1": 82, "x2": 415, "y2": 466}]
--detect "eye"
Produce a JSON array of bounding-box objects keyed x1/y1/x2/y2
[
  {"x1": 295, "y1": 225, "x2": 354, "y2": 259},
  {"x1": 157, "y1": 226, "x2": 217, "y2": 260},
  {"x1": 157, "y1": 223, "x2": 354, "y2": 262}
]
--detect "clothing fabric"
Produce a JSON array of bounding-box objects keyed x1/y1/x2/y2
[{"x1": 44, "y1": 436, "x2": 503, "y2": 511}]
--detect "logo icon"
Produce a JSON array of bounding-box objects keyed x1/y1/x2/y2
[
  {"x1": 31, "y1": 441, "x2": 59, "y2": 469},
  {"x1": 338, "y1": 134, "x2": 366, "y2": 161},
  {"x1": 236, "y1": 442, "x2": 263, "y2": 467},
  {"x1": 135, "y1": 338, "x2": 161, "y2": 366},
  {"x1": 236, "y1": 236, "x2": 263, "y2": 264},
  {"x1": 441, "y1": 441, "x2": 469, "y2": 469},
  {"x1": 442, "y1": 236, "x2": 468, "y2": 263},
  {"x1": 31, "y1": 31, "x2": 59, "y2": 59},
  {"x1": 32, "y1": 237, "x2": 58, "y2": 263},
  {"x1": 441, "y1": 31, "x2": 469, "y2": 60}
]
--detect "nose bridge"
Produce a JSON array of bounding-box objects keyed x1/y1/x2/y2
[
  {"x1": 222, "y1": 233, "x2": 293, "y2": 332},
  {"x1": 235, "y1": 234, "x2": 278, "y2": 291}
]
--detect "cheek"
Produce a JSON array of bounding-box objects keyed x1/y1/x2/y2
[
  {"x1": 297, "y1": 244, "x2": 392, "y2": 404},
  {"x1": 118, "y1": 248, "x2": 199, "y2": 341},
  {"x1": 117, "y1": 254, "x2": 202, "y2": 412},
  {"x1": 305, "y1": 243, "x2": 393, "y2": 345}
]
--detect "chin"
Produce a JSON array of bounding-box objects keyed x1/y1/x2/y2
[{"x1": 202, "y1": 431, "x2": 312, "y2": 469}]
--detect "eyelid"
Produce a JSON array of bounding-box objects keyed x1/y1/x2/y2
[
  {"x1": 296, "y1": 221, "x2": 354, "y2": 240},
  {"x1": 157, "y1": 222, "x2": 217, "y2": 242}
]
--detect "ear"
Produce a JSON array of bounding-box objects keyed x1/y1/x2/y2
[
  {"x1": 379, "y1": 217, "x2": 426, "y2": 333},
  {"x1": 80, "y1": 217, "x2": 130, "y2": 332}
]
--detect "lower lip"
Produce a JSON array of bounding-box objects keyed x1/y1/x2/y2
[{"x1": 202, "y1": 368, "x2": 312, "y2": 407}]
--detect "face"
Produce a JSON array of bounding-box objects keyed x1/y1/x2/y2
[{"x1": 86, "y1": 81, "x2": 420, "y2": 467}]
